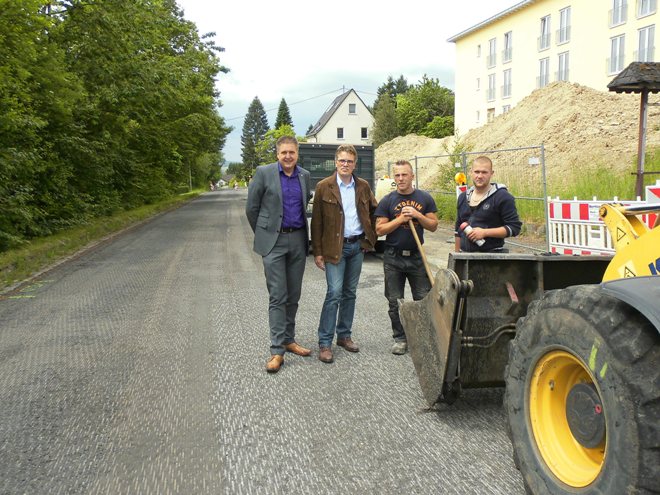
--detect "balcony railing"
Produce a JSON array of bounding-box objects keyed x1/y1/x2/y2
[
  {"x1": 487, "y1": 88, "x2": 496, "y2": 101},
  {"x1": 609, "y1": 4, "x2": 628, "y2": 26},
  {"x1": 607, "y1": 57, "x2": 625, "y2": 75},
  {"x1": 538, "y1": 33, "x2": 551, "y2": 51},
  {"x1": 634, "y1": 47, "x2": 655, "y2": 62},
  {"x1": 501, "y1": 84, "x2": 512, "y2": 98},
  {"x1": 536, "y1": 74, "x2": 550, "y2": 88},
  {"x1": 487, "y1": 54, "x2": 496, "y2": 68},
  {"x1": 555, "y1": 70, "x2": 570, "y2": 81},
  {"x1": 502, "y1": 47, "x2": 512, "y2": 63},
  {"x1": 556, "y1": 26, "x2": 571, "y2": 44}
]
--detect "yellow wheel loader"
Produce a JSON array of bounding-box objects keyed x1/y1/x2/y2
[{"x1": 399, "y1": 204, "x2": 660, "y2": 494}]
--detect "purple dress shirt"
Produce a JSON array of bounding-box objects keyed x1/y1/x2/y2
[{"x1": 279, "y1": 163, "x2": 305, "y2": 229}]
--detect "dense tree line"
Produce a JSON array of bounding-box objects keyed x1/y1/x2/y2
[
  {"x1": 371, "y1": 75, "x2": 455, "y2": 147},
  {"x1": 0, "y1": 0, "x2": 230, "y2": 251}
]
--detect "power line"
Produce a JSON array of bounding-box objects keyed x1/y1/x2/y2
[{"x1": 223, "y1": 86, "x2": 377, "y2": 123}]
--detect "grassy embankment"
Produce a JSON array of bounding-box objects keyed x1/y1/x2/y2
[{"x1": 0, "y1": 191, "x2": 202, "y2": 293}]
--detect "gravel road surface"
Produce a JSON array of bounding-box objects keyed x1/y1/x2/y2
[{"x1": 0, "y1": 189, "x2": 525, "y2": 494}]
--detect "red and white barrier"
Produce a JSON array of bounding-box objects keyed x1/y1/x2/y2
[{"x1": 548, "y1": 180, "x2": 659, "y2": 255}]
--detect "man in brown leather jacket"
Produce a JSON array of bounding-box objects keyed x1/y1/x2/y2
[{"x1": 311, "y1": 144, "x2": 377, "y2": 364}]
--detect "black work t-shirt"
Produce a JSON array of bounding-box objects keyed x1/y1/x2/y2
[{"x1": 375, "y1": 189, "x2": 437, "y2": 251}]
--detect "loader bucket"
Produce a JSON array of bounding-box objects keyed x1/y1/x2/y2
[
  {"x1": 399, "y1": 269, "x2": 464, "y2": 407},
  {"x1": 401, "y1": 252, "x2": 613, "y2": 407}
]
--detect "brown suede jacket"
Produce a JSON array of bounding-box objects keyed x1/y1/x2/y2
[{"x1": 311, "y1": 172, "x2": 377, "y2": 264}]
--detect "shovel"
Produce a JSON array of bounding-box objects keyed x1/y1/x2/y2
[
  {"x1": 408, "y1": 219, "x2": 434, "y2": 287},
  {"x1": 399, "y1": 220, "x2": 465, "y2": 406}
]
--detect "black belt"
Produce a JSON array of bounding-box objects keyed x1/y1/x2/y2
[
  {"x1": 343, "y1": 233, "x2": 365, "y2": 243},
  {"x1": 280, "y1": 226, "x2": 304, "y2": 233},
  {"x1": 386, "y1": 246, "x2": 418, "y2": 257}
]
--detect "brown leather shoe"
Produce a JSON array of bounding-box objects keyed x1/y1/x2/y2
[
  {"x1": 337, "y1": 337, "x2": 359, "y2": 352},
  {"x1": 319, "y1": 347, "x2": 334, "y2": 363},
  {"x1": 266, "y1": 354, "x2": 284, "y2": 373},
  {"x1": 284, "y1": 342, "x2": 312, "y2": 356}
]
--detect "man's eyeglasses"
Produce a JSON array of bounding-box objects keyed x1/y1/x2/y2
[{"x1": 337, "y1": 159, "x2": 355, "y2": 165}]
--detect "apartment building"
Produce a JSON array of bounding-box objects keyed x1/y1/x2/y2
[{"x1": 448, "y1": 0, "x2": 659, "y2": 133}]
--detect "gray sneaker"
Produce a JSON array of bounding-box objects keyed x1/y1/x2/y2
[{"x1": 391, "y1": 341, "x2": 408, "y2": 355}]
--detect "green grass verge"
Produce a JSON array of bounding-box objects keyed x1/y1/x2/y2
[{"x1": 0, "y1": 191, "x2": 202, "y2": 293}]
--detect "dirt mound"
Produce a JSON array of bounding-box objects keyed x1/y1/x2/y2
[{"x1": 375, "y1": 81, "x2": 660, "y2": 189}]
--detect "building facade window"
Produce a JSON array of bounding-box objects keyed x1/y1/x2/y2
[
  {"x1": 488, "y1": 38, "x2": 497, "y2": 67},
  {"x1": 611, "y1": 0, "x2": 628, "y2": 26},
  {"x1": 503, "y1": 31, "x2": 513, "y2": 63},
  {"x1": 558, "y1": 7, "x2": 571, "y2": 44},
  {"x1": 348, "y1": 103, "x2": 356, "y2": 114},
  {"x1": 476, "y1": 77, "x2": 480, "y2": 90},
  {"x1": 487, "y1": 73, "x2": 496, "y2": 101},
  {"x1": 502, "y1": 69, "x2": 512, "y2": 98},
  {"x1": 337, "y1": 127, "x2": 344, "y2": 139},
  {"x1": 502, "y1": 105, "x2": 511, "y2": 113},
  {"x1": 476, "y1": 110, "x2": 480, "y2": 123},
  {"x1": 609, "y1": 35, "x2": 626, "y2": 73},
  {"x1": 557, "y1": 51, "x2": 570, "y2": 81},
  {"x1": 539, "y1": 15, "x2": 551, "y2": 50},
  {"x1": 637, "y1": 0, "x2": 657, "y2": 18},
  {"x1": 538, "y1": 57, "x2": 550, "y2": 87},
  {"x1": 477, "y1": 44, "x2": 481, "y2": 57},
  {"x1": 361, "y1": 127, "x2": 368, "y2": 139},
  {"x1": 487, "y1": 108, "x2": 496, "y2": 123},
  {"x1": 638, "y1": 25, "x2": 655, "y2": 60}
]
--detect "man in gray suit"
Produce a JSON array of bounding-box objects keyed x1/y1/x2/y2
[{"x1": 245, "y1": 136, "x2": 313, "y2": 373}]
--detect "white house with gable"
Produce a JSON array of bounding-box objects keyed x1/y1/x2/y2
[{"x1": 306, "y1": 89, "x2": 374, "y2": 145}]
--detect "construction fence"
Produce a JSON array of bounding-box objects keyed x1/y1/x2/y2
[
  {"x1": 385, "y1": 145, "x2": 660, "y2": 254},
  {"x1": 386, "y1": 145, "x2": 548, "y2": 253}
]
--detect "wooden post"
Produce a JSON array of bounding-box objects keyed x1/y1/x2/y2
[{"x1": 636, "y1": 88, "x2": 649, "y2": 198}]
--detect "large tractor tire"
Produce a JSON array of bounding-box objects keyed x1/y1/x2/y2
[{"x1": 505, "y1": 285, "x2": 659, "y2": 494}]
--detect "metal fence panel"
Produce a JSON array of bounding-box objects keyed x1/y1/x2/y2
[{"x1": 388, "y1": 145, "x2": 547, "y2": 253}]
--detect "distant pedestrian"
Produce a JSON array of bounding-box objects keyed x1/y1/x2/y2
[
  {"x1": 375, "y1": 160, "x2": 438, "y2": 355},
  {"x1": 245, "y1": 136, "x2": 313, "y2": 373},
  {"x1": 311, "y1": 144, "x2": 377, "y2": 364},
  {"x1": 454, "y1": 156, "x2": 522, "y2": 252}
]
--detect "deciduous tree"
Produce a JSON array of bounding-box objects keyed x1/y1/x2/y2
[{"x1": 396, "y1": 75, "x2": 454, "y2": 138}]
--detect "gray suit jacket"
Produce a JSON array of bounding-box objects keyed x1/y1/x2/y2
[{"x1": 245, "y1": 162, "x2": 312, "y2": 256}]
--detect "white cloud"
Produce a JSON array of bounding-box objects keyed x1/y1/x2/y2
[{"x1": 176, "y1": 0, "x2": 515, "y2": 162}]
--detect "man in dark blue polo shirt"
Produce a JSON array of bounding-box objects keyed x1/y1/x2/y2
[{"x1": 246, "y1": 136, "x2": 313, "y2": 373}]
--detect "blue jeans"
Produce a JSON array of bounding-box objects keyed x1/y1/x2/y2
[{"x1": 317, "y1": 241, "x2": 364, "y2": 347}]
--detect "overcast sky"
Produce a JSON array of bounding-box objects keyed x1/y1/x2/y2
[{"x1": 175, "y1": 0, "x2": 516, "y2": 163}]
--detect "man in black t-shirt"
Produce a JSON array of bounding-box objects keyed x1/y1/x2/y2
[{"x1": 375, "y1": 160, "x2": 438, "y2": 355}]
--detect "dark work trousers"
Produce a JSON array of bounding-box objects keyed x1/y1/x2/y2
[{"x1": 383, "y1": 248, "x2": 432, "y2": 342}]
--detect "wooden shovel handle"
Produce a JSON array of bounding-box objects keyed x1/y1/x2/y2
[{"x1": 408, "y1": 219, "x2": 434, "y2": 287}]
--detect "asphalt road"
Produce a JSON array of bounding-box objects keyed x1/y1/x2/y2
[{"x1": 0, "y1": 189, "x2": 525, "y2": 495}]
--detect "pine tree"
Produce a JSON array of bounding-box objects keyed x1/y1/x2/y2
[
  {"x1": 274, "y1": 98, "x2": 293, "y2": 129},
  {"x1": 241, "y1": 97, "x2": 269, "y2": 167}
]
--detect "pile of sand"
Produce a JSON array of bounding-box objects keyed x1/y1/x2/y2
[{"x1": 375, "y1": 81, "x2": 660, "y2": 189}]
